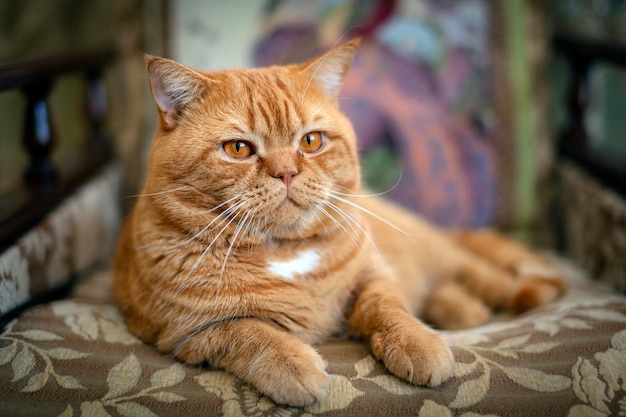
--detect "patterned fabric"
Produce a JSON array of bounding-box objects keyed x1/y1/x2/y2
[
  {"x1": 0, "y1": 165, "x2": 121, "y2": 318},
  {"x1": 557, "y1": 162, "x2": 626, "y2": 294},
  {"x1": 1, "y1": 261, "x2": 625, "y2": 416},
  {"x1": 255, "y1": 0, "x2": 496, "y2": 227}
]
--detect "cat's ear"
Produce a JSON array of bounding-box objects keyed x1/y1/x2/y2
[
  {"x1": 145, "y1": 55, "x2": 208, "y2": 129},
  {"x1": 299, "y1": 38, "x2": 360, "y2": 100}
]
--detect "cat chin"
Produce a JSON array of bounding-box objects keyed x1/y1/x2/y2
[
  {"x1": 272, "y1": 204, "x2": 306, "y2": 227},
  {"x1": 268, "y1": 192, "x2": 310, "y2": 217},
  {"x1": 280, "y1": 196, "x2": 305, "y2": 211},
  {"x1": 264, "y1": 208, "x2": 319, "y2": 239}
]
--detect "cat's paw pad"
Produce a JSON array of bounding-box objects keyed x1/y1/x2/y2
[
  {"x1": 252, "y1": 345, "x2": 329, "y2": 407},
  {"x1": 510, "y1": 271, "x2": 565, "y2": 314},
  {"x1": 371, "y1": 325, "x2": 454, "y2": 387}
]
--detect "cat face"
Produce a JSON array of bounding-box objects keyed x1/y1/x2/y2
[{"x1": 143, "y1": 40, "x2": 361, "y2": 240}]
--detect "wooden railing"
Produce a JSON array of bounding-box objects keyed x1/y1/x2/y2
[{"x1": 0, "y1": 49, "x2": 115, "y2": 253}]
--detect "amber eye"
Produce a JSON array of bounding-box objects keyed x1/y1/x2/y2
[
  {"x1": 223, "y1": 140, "x2": 254, "y2": 159},
  {"x1": 300, "y1": 132, "x2": 325, "y2": 154}
]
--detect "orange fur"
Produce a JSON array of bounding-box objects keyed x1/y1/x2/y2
[{"x1": 114, "y1": 39, "x2": 564, "y2": 406}]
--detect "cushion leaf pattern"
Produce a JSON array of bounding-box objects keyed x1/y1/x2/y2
[{"x1": 0, "y1": 262, "x2": 625, "y2": 416}]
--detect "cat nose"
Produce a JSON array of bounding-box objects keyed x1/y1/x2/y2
[{"x1": 272, "y1": 169, "x2": 298, "y2": 186}]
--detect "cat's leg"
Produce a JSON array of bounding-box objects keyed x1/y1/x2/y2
[
  {"x1": 348, "y1": 270, "x2": 454, "y2": 386},
  {"x1": 425, "y1": 282, "x2": 491, "y2": 330},
  {"x1": 359, "y1": 196, "x2": 536, "y2": 313},
  {"x1": 451, "y1": 229, "x2": 565, "y2": 313},
  {"x1": 159, "y1": 319, "x2": 329, "y2": 407},
  {"x1": 452, "y1": 254, "x2": 517, "y2": 309}
]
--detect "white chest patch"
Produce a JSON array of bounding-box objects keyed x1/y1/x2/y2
[{"x1": 267, "y1": 249, "x2": 321, "y2": 280}]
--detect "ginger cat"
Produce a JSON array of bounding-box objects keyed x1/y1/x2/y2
[{"x1": 114, "y1": 39, "x2": 564, "y2": 407}]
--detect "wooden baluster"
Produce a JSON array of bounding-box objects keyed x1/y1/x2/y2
[
  {"x1": 22, "y1": 80, "x2": 58, "y2": 188},
  {"x1": 562, "y1": 57, "x2": 590, "y2": 146},
  {"x1": 85, "y1": 68, "x2": 110, "y2": 160}
]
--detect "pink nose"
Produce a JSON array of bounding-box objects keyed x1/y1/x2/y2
[{"x1": 273, "y1": 169, "x2": 298, "y2": 186}]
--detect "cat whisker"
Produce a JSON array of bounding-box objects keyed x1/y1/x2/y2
[
  {"x1": 135, "y1": 192, "x2": 250, "y2": 252},
  {"x1": 305, "y1": 182, "x2": 369, "y2": 246},
  {"x1": 309, "y1": 180, "x2": 413, "y2": 241},
  {"x1": 182, "y1": 193, "x2": 251, "y2": 244},
  {"x1": 332, "y1": 173, "x2": 403, "y2": 199},
  {"x1": 336, "y1": 96, "x2": 368, "y2": 102},
  {"x1": 181, "y1": 220, "x2": 234, "y2": 286},
  {"x1": 322, "y1": 199, "x2": 384, "y2": 263},
  {"x1": 246, "y1": 210, "x2": 264, "y2": 254},
  {"x1": 144, "y1": 198, "x2": 249, "y2": 301},
  {"x1": 326, "y1": 192, "x2": 424, "y2": 250},
  {"x1": 216, "y1": 201, "x2": 258, "y2": 294},
  {"x1": 124, "y1": 185, "x2": 190, "y2": 199},
  {"x1": 182, "y1": 195, "x2": 257, "y2": 286},
  {"x1": 206, "y1": 193, "x2": 249, "y2": 213},
  {"x1": 314, "y1": 201, "x2": 362, "y2": 251},
  {"x1": 308, "y1": 207, "x2": 330, "y2": 236},
  {"x1": 321, "y1": 200, "x2": 363, "y2": 244},
  {"x1": 317, "y1": 205, "x2": 350, "y2": 242}
]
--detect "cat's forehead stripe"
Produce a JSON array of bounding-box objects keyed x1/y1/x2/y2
[
  {"x1": 232, "y1": 69, "x2": 306, "y2": 137},
  {"x1": 242, "y1": 78, "x2": 257, "y2": 132}
]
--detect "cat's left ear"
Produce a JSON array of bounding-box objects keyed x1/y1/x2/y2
[{"x1": 299, "y1": 38, "x2": 360, "y2": 100}]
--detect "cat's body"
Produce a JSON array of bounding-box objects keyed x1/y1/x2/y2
[{"x1": 114, "y1": 39, "x2": 564, "y2": 406}]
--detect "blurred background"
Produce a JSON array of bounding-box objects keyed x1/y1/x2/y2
[{"x1": 1, "y1": 0, "x2": 625, "y2": 287}]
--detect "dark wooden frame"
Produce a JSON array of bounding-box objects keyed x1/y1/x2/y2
[
  {"x1": 0, "y1": 48, "x2": 115, "y2": 254},
  {"x1": 553, "y1": 34, "x2": 626, "y2": 197},
  {"x1": 0, "y1": 49, "x2": 116, "y2": 327}
]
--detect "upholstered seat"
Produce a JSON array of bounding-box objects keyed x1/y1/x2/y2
[
  {"x1": 2, "y1": 1, "x2": 626, "y2": 416},
  {"x1": 2, "y1": 213, "x2": 625, "y2": 416}
]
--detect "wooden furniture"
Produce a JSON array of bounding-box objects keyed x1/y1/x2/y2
[
  {"x1": 554, "y1": 34, "x2": 626, "y2": 197},
  {"x1": 552, "y1": 34, "x2": 626, "y2": 291},
  {"x1": 0, "y1": 48, "x2": 115, "y2": 326}
]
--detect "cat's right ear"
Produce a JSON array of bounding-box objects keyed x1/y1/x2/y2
[
  {"x1": 145, "y1": 55, "x2": 208, "y2": 129},
  {"x1": 299, "y1": 38, "x2": 360, "y2": 100}
]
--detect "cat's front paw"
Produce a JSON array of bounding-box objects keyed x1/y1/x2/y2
[
  {"x1": 370, "y1": 323, "x2": 454, "y2": 387},
  {"x1": 251, "y1": 343, "x2": 329, "y2": 407}
]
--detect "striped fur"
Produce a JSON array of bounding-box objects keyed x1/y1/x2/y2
[{"x1": 114, "y1": 39, "x2": 564, "y2": 406}]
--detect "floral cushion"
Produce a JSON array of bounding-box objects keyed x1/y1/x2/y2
[
  {"x1": 1, "y1": 260, "x2": 625, "y2": 416},
  {"x1": 0, "y1": 165, "x2": 121, "y2": 321}
]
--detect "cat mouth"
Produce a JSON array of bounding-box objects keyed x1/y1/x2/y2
[
  {"x1": 268, "y1": 189, "x2": 310, "y2": 222},
  {"x1": 273, "y1": 194, "x2": 308, "y2": 221},
  {"x1": 281, "y1": 196, "x2": 303, "y2": 209},
  {"x1": 278, "y1": 187, "x2": 305, "y2": 208}
]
